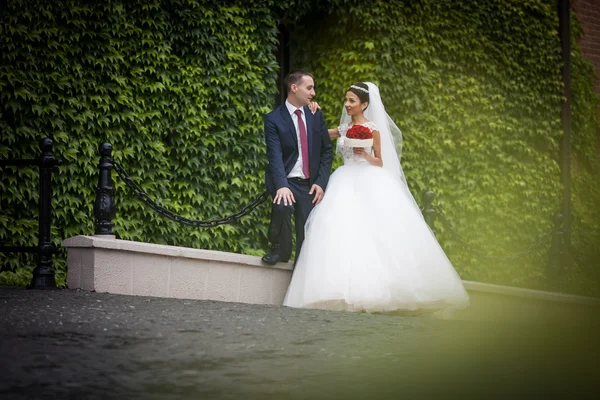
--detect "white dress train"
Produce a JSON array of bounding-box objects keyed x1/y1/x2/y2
[{"x1": 283, "y1": 121, "x2": 469, "y2": 314}]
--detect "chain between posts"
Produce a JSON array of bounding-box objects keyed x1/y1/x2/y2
[{"x1": 112, "y1": 161, "x2": 269, "y2": 228}]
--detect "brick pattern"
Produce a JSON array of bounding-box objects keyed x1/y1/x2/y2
[{"x1": 574, "y1": 0, "x2": 600, "y2": 92}]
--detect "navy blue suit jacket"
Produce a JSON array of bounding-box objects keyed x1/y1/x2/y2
[{"x1": 264, "y1": 104, "x2": 333, "y2": 195}]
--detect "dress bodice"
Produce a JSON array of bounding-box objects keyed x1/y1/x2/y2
[{"x1": 336, "y1": 121, "x2": 378, "y2": 165}]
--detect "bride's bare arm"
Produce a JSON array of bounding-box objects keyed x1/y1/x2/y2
[
  {"x1": 354, "y1": 130, "x2": 383, "y2": 167},
  {"x1": 308, "y1": 102, "x2": 339, "y2": 139},
  {"x1": 328, "y1": 127, "x2": 339, "y2": 139}
]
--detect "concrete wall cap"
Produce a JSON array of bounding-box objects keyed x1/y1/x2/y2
[
  {"x1": 463, "y1": 280, "x2": 600, "y2": 306},
  {"x1": 63, "y1": 235, "x2": 293, "y2": 271}
]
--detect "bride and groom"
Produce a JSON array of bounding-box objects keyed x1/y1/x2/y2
[{"x1": 262, "y1": 70, "x2": 469, "y2": 314}]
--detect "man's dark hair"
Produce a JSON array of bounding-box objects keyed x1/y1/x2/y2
[{"x1": 284, "y1": 70, "x2": 314, "y2": 93}]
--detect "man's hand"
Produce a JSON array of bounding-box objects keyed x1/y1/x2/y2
[
  {"x1": 308, "y1": 101, "x2": 321, "y2": 114},
  {"x1": 273, "y1": 187, "x2": 295, "y2": 206},
  {"x1": 309, "y1": 184, "x2": 324, "y2": 205}
]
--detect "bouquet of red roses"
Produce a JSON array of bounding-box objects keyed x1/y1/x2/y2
[{"x1": 344, "y1": 125, "x2": 373, "y2": 148}]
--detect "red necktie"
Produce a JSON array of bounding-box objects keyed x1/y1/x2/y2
[{"x1": 295, "y1": 109, "x2": 310, "y2": 178}]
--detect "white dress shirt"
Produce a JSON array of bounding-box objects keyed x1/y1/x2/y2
[{"x1": 285, "y1": 100, "x2": 308, "y2": 179}]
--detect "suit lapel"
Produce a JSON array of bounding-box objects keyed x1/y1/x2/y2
[{"x1": 280, "y1": 105, "x2": 298, "y2": 151}]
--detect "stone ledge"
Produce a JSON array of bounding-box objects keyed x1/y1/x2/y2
[
  {"x1": 64, "y1": 235, "x2": 293, "y2": 305},
  {"x1": 63, "y1": 235, "x2": 294, "y2": 271}
]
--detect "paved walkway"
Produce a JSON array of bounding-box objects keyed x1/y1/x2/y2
[{"x1": 0, "y1": 285, "x2": 598, "y2": 399}]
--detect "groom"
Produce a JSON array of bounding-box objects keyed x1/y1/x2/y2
[{"x1": 262, "y1": 70, "x2": 333, "y2": 265}]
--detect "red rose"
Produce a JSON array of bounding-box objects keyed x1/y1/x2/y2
[{"x1": 346, "y1": 125, "x2": 373, "y2": 140}]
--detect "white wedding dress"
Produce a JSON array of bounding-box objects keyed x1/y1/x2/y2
[{"x1": 283, "y1": 116, "x2": 470, "y2": 314}]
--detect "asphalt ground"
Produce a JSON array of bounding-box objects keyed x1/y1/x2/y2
[{"x1": 1, "y1": 285, "x2": 599, "y2": 399}]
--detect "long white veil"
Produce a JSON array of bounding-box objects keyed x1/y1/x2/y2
[{"x1": 339, "y1": 82, "x2": 407, "y2": 183}]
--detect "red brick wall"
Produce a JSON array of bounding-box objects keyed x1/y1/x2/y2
[{"x1": 573, "y1": 0, "x2": 600, "y2": 92}]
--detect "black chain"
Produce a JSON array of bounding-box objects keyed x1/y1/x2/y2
[
  {"x1": 113, "y1": 162, "x2": 269, "y2": 228},
  {"x1": 435, "y1": 211, "x2": 554, "y2": 262}
]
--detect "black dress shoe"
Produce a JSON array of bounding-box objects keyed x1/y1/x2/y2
[
  {"x1": 261, "y1": 246, "x2": 290, "y2": 265},
  {"x1": 261, "y1": 251, "x2": 281, "y2": 265}
]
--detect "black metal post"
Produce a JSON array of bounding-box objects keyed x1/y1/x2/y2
[
  {"x1": 94, "y1": 142, "x2": 116, "y2": 235},
  {"x1": 558, "y1": 0, "x2": 572, "y2": 253},
  {"x1": 29, "y1": 138, "x2": 62, "y2": 289},
  {"x1": 547, "y1": 213, "x2": 566, "y2": 277},
  {"x1": 421, "y1": 190, "x2": 436, "y2": 235}
]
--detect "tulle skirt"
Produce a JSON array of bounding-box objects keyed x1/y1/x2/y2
[{"x1": 283, "y1": 163, "x2": 469, "y2": 314}]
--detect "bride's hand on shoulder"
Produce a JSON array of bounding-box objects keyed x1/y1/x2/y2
[
  {"x1": 328, "y1": 127, "x2": 339, "y2": 139},
  {"x1": 308, "y1": 101, "x2": 321, "y2": 114}
]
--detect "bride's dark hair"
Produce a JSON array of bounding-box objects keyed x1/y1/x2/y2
[{"x1": 348, "y1": 82, "x2": 370, "y2": 110}]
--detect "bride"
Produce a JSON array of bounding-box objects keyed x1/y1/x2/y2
[{"x1": 283, "y1": 82, "x2": 469, "y2": 314}]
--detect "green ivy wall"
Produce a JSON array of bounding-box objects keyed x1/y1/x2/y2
[
  {"x1": 1, "y1": 0, "x2": 598, "y2": 296},
  {"x1": 0, "y1": 0, "x2": 279, "y2": 285}
]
